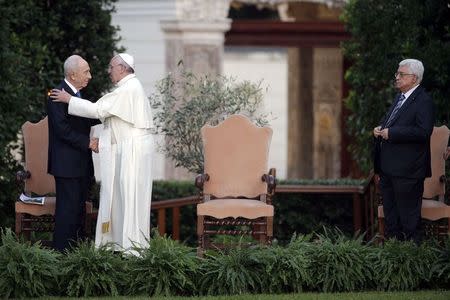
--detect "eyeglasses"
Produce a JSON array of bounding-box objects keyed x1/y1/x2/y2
[{"x1": 394, "y1": 72, "x2": 415, "y2": 78}]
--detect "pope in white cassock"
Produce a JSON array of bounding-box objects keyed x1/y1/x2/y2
[{"x1": 51, "y1": 53, "x2": 154, "y2": 253}]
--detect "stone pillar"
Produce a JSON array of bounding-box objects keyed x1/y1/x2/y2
[
  {"x1": 161, "y1": 0, "x2": 231, "y2": 76},
  {"x1": 280, "y1": 1, "x2": 343, "y2": 179},
  {"x1": 287, "y1": 48, "x2": 314, "y2": 179},
  {"x1": 160, "y1": 0, "x2": 231, "y2": 179},
  {"x1": 312, "y1": 48, "x2": 342, "y2": 179}
]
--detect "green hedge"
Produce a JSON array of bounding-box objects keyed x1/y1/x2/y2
[{"x1": 1, "y1": 229, "x2": 449, "y2": 298}]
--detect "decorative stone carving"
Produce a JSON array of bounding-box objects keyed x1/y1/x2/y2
[
  {"x1": 234, "y1": 0, "x2": 347, "y2": 8},
  {"x1": 175, "y1": 0, "x2": 231, "y2": 21}
]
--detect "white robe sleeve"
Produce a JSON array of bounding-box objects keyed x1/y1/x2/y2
[
  {"x1": 68, "y1": 96, "x2": 115, "y2": 122},
  {"x1": 68, "y1": 97, "x2": 102, "y2": 119}
]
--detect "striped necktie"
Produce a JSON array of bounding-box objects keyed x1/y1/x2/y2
[{"x1": 385, "y1": 94, "x2": 405, "y2": 127}]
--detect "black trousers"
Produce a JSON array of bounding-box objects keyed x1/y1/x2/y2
[
  {"x1": 53, "y1": 176, "x2": 89, "y2": 252},
  {"x1": 380, "y1": 174, "x2": 424, "y2": 243}
]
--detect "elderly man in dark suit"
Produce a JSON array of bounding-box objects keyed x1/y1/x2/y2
[
  {"x1": 47, "y1": 55, "x2": 99, "y2": 252},
  {"x1": 373, "y1": 58, "x2": 435, "y2": 243}
]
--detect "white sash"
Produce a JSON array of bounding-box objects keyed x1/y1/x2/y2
[{"x1": 98, "y1": 125, "x2": 114, "y2": 233}]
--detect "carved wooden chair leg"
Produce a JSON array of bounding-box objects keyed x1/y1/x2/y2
[
  {"x1": 378, "y1": 217, "x2": 385, "y2": 245},
  {"x1": 447, "y1": 217, "x2": 450, "y2": 235},
  {"x1": 267, "y1": 216, "x2": 273, "y2": 245},
  {"x1": 251, "y1": 223, "x2": 259, "y2": 241},
  {"x1": 258, "y1": 231, "x2": 266, "y2": 244},
  {"x1": 204, "y1": 232, "x2": 210, "y2": 251},
  {"x1": 252, "y1": 219, "x2": 262, "y2": 243},
  {"x1": 15, "y1": 212, "x2": 23, "y2": 237},
  {"x1": 197, "y1": 215, "x2": 205, "y2": 256},
  {"x1": 197, "y1": 235, "x2": 204, "y2": 257}
]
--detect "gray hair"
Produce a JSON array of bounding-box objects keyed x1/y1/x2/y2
[
  {"x1": 63, "y1": 55, "x2": 83, "y2": 77},
  {"x1": 399, "y1": 59, "x2": 424, "y2": 83},
  {"x1": 113, "y1": 55, "x2": 134, "y2": 74}
]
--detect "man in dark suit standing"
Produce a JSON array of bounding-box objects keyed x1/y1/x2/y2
[
  {"x1": 47, "y1": 55, "x2": 99, "y2": 252},
  {"x1": 374, "y1": 59, "x2": 435, "y2": 243}
]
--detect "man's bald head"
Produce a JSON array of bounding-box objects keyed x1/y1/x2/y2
[
  {"x1": 63, "y1": 55, "x2": 91, "y2": 90},
  {"x1": 64, "y1": 55, "x2": 84, "y2": 76}
]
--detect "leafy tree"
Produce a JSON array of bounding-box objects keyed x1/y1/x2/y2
[
  {"x1": 342, "y1": 0, "x2": 450, "y2": 173},
  {"x1": 0, "y1": 0, "x2": 123, "y2": 228},
  {"x1": 150, "y1": 70, "x2": 270, "y2": 174}
]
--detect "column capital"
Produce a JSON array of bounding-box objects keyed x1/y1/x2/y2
[
  {"x1": 175, "y1": 0, "x2": 231, "y2": 21},
  {"x1": 160, "y1": 19, "x2": 231, "y2": 44}
]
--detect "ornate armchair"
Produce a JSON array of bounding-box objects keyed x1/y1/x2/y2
[
  {"x1": 15, "y1": 117, "x2": 93, "y2": 246},
  {"x1": 377, "y1": 125, "x2": 450, "y2": 241},
  {"x1": 195, "y1": 114, "x2": 276, "y2": 254}
]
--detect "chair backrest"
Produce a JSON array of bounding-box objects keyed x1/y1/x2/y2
[
  {"x1": 201, "y1": 114, "x2": 272, "y2": 198},
  {"x1": 22, "y1": 117, "x2": 55, "y2": 195},
  {"x1": 423, "y1": 125, "x2": 449, "y2": 200}
]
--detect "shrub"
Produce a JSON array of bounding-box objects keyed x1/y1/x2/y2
[
  {"x1": 125, "y1": 232, "x2": 198, "y2": 296},
  {"x1": 198, "y1": 246, "x2": 265, "y2": 295},
  {"x1": 58, "y1": 241, "x2": 125, "y2": 297},
  {"x1": 307, "y1": 228, "x2": 372, "y2": 292},
  {"x1": 0, "y1": 229, "x2": 450, "y2": 296},
  {"x1": 430, "y1": 237, "x2": 450, "y2": 288},
  {"x1": 257, "y1": 234, "x2": 313, "y2": 293},
  {"x1": 0, "y1": 229, "x2": 60, "y2": 298},
  {"x1": 150, "y1": 70, "x2": 270, "y2": 174},
  {"x1": 369, "y1": 239, "x2": 435, "y2": 291}
]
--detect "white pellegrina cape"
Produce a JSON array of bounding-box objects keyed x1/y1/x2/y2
[{"x1": 68, "y1": 74, "x2": 154, "y2": 253}]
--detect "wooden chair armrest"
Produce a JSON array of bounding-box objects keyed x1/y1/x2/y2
[
  {"x1": 195, "y1": 173, "x2": 210, "y2": 190},
  {"x1": 262, "y1": 168, "x2": 277, "y2": 195},
  {"x1": 16, "y1": 170, "x2": 31, "y2": 183}
]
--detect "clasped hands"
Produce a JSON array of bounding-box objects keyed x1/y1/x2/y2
[
  {"x1": 89, "y1": 138, "x2": 99, "y2": 153},
  {"x1": 373, "y1": 126, "x2": 389, "y2": 140}
]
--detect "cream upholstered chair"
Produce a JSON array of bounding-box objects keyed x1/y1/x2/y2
[
  {"x1": 195, "y1": 114, "x2": 276, "y2": 254},
  {"x1": 378, "y1": 125, "x2": 450, "y2": 241},
  {"x1": 15, "y1": 117, "x2": 93, "y2": 246}
]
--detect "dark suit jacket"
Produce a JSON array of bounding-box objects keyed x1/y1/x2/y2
[
  {"x1": 374, "y1": 86, "x2": 435, "y2": 178},
  {"x1": 47, "y1": 80, "x2": 96, "y2": 178}
]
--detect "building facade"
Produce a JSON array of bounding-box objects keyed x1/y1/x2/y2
[{"x1": 111, "y1": 0, "x2": 349, "y2": 180}]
